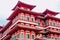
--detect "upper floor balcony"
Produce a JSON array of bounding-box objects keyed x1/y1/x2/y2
[
  {"x1": 2, "y1": 20, "x2": 42, "y2": 39},
  {"x1": 44, "y1": 38, "x2": 59, "y2": 40},
  {"x1": 12, "y1": 16, "x2": 38, "y2": 26},
  {"x1": 35, "y1": 37, "x2": 60, "y2": 40},
  {"x1": 46, "y1": 26, "x2": 60, "y2": 33}
]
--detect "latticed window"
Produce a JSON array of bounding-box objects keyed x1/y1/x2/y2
[
  {"x1": 20, "y1": 13, "x2": 24, "y2": 20},
  {"x1": 21, "y1": 16, "x2": 24, "y2": 20},
  {"x1": 12, "y1": 36, "x2": 16, "y2": 40},
  {"x1": 16, "y1": 34, "x2": 20, "y2": 39},
  {"x1": 32, "y1": 18, "x2": 34, "y2": 22},
  {"x1": 27, "y1": 16, "x2": 29, "y2": 21},
  {"x1": 55, "y1": 38, "x2": 58, "y2": 40},
  {"x1": 37, "y1": 19, "x2": 40, "y2": 26},
  {"x1": 45, "y1": 20, "x2": 48, "y2": 26},
  {"x1": 12, "y1": 34, "x2": 20, "y2": 40},
  {"x1": 38, "y1": 22, "x2": 40, "y2": 26},
  {"x1": 21, "y1": 33, "x2": 24, "y2": 40},
  {"x1": 50, "y1": 22, "x2": 52, "y2": 26},
  {"x1": 53, "y1": 22, "x2": 56, "y2": 27},
  {"x1": 27, "y1": 34, "x2": 30, "y2": 39},
  {"x1": 24, "y1": 8, "x2": 28, "y2": 10},
  {"x1": 26, "y1": 34, "x2": 30, "y2": 40},
  {"x1": 32, "y1": 35, "x2": 34, "y2": 39}
]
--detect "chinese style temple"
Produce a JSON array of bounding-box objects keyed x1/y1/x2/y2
[{"x1": 0, "y1": 1, "x2": 60, "y2": 40}]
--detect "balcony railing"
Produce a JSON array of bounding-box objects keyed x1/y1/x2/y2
[
  {"x1": 45, "y1": 38, "x2": 59, "y2": 40},
  {"x1": 35, "y1": 37, "x2": 59, "y2": 40},
  {"x1": 48, "y1": 29, "x2": 60, "y2": 33},
  {"x1": 17, "y1": 24, "x2": 41, "y2": 30},
  {"x1": 12, "y1": 17, "x2": 38, "y2": 26},
  {"x1": 48, "y1": 26, "x2": 60, "y2": 29}
]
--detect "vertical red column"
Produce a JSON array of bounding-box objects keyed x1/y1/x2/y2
[
  {"x1": 31, "y1": 31, "x2": 35, "y2": 40},
  {"x1": 24, "y1": 30, "x2": 26, "y2": 40},
  {"x1": 20, "y1": 29, "x2": 24, "y2": 40},
  {"x1": 50, "y1": 34, "x2": 54, "y2": 38}
]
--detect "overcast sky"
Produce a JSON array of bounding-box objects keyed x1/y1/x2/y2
[{"x1": 0, "y1": 0, "x2": 60, "y2": 26}]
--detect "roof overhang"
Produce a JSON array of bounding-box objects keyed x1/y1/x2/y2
[{"x1": 12, "y1": 1, "x2": 36, "y2": 10}]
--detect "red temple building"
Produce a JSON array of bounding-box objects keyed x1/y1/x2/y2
[{"x1": 0, "y1": 1, "x2": 60, "y2": 40}]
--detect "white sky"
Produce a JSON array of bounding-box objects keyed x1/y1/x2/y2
[{"x1": 0, "y1": 0, "x2": 60, "y2": 26}]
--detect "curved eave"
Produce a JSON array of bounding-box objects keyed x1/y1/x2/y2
[
  {"x1": 0, "y1": 21, "x2": 12, "y2": 33},
  {"x1": 46, "y1": 16, "x2": 60, "y2": 21},
  {"x1": 3, "y1": 35, "x2": 11, "y2": 40},
  {"x1": 43, "y1": 9, "x2": 59, "y2": 16},
  {"x1": 0, "y1": 26, "x2": 3, "y2": 29},
  {"x1": 7, "y1": 7, "x2": 44, "y2": 20},
  {"x1": 36, "y1": 14, "x2": 60, "y2": 21},
  {"x1": 8, "y1": 26, "x2": 18, "y2": 35},
  {"x1": 12, "y1": 1, "x2": 36, "y2": 10}
]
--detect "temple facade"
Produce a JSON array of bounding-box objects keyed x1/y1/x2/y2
[{"x1": 0, "y1": 1, "x2": 60, "y2": 40}]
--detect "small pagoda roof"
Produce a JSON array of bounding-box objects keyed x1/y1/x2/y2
[
  {"x1": 36, "y1": 14, "x2": 60, "y2": 21},
  {"x1": 43, "y1": 9, "x2": 59, "y2": 16},
  {"x1": 12, "y1": 1, "x2": 36, "y2": 10}
]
